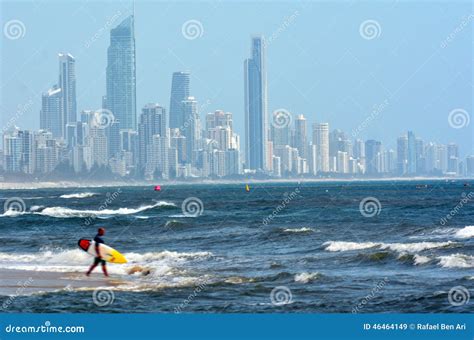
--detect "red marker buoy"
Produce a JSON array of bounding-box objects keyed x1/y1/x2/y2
[{"x1": 154, "y1": 185, "x2": 161, "y2": 191}]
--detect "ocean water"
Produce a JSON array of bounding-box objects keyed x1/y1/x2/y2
[{"x1": 0, "y1": 180, "x2": 473, "y2": 313}]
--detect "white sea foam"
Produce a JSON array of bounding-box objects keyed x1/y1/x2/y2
[
  {"x1": 0, "y1": 210, "x2": 27, "y2": 217},
  {"x1": 29, "y1": 205, "x2": 44, "y2": 212},
  {"x1": 60, "y1": 192, "x2": 97, "y2": 199},
  {"x1": 323, "y1": 241, "x2": 454, "y2": 253},
  {"x1": 438, "y1": 253, "x2": 474, "y2": 268},
  {"x1": 36, "y1": 201, "x2": 175, "y2": 218},
  {"x1": 283, "y1": 227, "x2": 314, "y2": 233},
  {"x1": 323, "y1": 241, "x2": 379, "y2": 252},
  {"x1": 454, "y1": 226, "x2": 474, "y2": 239},
  {"x1": 0, "y1": 248, "x2": 213, "y2": 277},
  {"x1": 413, "y1": 254, "x2": 431, "y2": 265},
  {"x1": 294, "y1": 272, "x2": 321, "y2": 283}
]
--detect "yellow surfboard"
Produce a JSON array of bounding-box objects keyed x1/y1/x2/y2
[{"x1": 78, "y1": 239, "x2": 128, "y2": 264}]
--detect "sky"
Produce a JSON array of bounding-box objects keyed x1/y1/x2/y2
[{"x1": 1, "y1": 0, "x2": 473, "y2": 155}]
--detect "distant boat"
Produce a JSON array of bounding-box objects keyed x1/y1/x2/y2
[
  {"x1": 245, "y1": 184, "x2": 250, "y2": 192},
  {"x1": 154, "y1": 185, "x2": 161, "y2": 191},
  {"x1": 416, "y1": 184, "x2": 428, "y2": 189}
]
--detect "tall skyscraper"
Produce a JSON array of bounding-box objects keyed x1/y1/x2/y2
[
  {"x1": 58, "y1": 53, "x2": 77, "y2": 136},
  {"x1": 312, "y1": 123, "x2": 329, "y2": 172},
  {"x1": 182, "y1": 96, "x2": 199, "y2": 165},
  {"x1": 397, "y1": 135, "x2": 408, "y2": 175},
  {"x1": 407, "y1": 131, "x2": 417, "y2": 175},
  {"x1": 169, "y1": 72, "x2": 190, "y2": 129},
  {"x1": 294, "y1": 115, "x2": 307, "y2": 159},
  {"x1": 365, "y1": 139, "x2": 382, "y2": 175},
  {"x1": 106, "y1": 15, "x2": 137, "y2": 130},
  {"x1": 138, "y1": 104, "x2": 167, "y2": 169},
  {"x1": 40, "y1": 86, "x2": 63, "y2": 139},
  {"x1": 244, "y1": 36, "x2": 268, "y2": 171}
]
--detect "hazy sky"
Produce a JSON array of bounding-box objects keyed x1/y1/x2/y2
[{"x1": 1, "y1": 0, "x2": 472, "y2": 155}]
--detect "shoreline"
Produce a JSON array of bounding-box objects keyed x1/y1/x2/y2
[{"x1": 0, "y1": 176, "x2": 472, "y2": 190}]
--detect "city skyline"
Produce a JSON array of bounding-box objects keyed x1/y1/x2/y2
[
  {"x1": 1, "y1": 11, "x2": 474, "y2": 180},
  {"x1": 1, "y1": 1, "x2": 471, "y2": 155}
]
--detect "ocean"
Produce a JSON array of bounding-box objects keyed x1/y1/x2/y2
[{"x1": 0, "y1": 180, "x2": 472, "y2": 313}]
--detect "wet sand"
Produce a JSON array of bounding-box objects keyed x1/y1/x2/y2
[{"x1": 0, "y1": 268, "x2": 126, "y2": 296}]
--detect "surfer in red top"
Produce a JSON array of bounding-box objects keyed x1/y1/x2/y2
[{"x1": 86, "y1": 227, "x2": 109, "y2": 277}]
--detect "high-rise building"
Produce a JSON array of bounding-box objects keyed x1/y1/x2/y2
[
  {"x1": 58, "y1": 53, "x2": 77, "y2": 136},
  {"x1": 106, "y1": 15, "x2": 136, "y2": 130},
  {"x1": 407, "y1": 131, "x2": 417, "y2": 175},
  {"x1": 40, "y1": 86, "x2": 63, "y2": 139},
  {"x1": 182, "y1": 96, "x2": 200, "y2": 165},
  {"x1": 312, "y1": 123, "x2": 329, "y2": 172},
  {"x1": 294, "y1": 115, "x2": 307, "y2": 160},
  {"x1": 244, "y1": 36, "x2": 267, "y2": 171},
  {"x1": 138, "y1": 104, "x2": 167, "y2": 169},
  {"x1": 169, "y1": 72, "x2": 191, "y2": 129},
  {"x1": 397, "y1": 135, "x2": 408, "y2": 175},
  {"x1": 365, "y1": 139, "x2": 382, "y2": 175}
]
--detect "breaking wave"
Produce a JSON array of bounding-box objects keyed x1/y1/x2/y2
[{"x1": 60, "y1": 192, "x2": 97, "y2": 199}]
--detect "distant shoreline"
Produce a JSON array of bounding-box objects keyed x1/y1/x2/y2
[{"x1": 0, "y1": 177, "x2": 472, "y2": 190}]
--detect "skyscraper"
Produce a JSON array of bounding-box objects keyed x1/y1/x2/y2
[
  {"x1": 58, "y1": 53, "x2": 77, "y2": 136},
  {"x1": 294, "y1": 114, "x2": 307, "y2": 160},
  {"x1": 312, "y1": 123, "x2": 329, "y2": 172},
  {"x1": 365, "y1": 139, "x2": 382, "y2": 175},
  {"x1": 407, "y1": 131, "x2": 417, "y2": 175},
  {"x1": 169, "y1": 72, "x2": 190, "y2": 129},
  {"x1": 138, "y1": 104, "x2": 167, "y2": 169},
  {"x1": 244, "y1": 36, "x2": 267, "y2": 171},
  {"x1": 40, "y1": 86, "x2": 63, "y2": 139},
  {"x1": 182, "y1": 96, "x2": 199, "y2": 165},
  {"x1": 106, "y1": 15, "x2": 136, "y2": 130},
  {"x1": 397, "y1": 135, "x2": 408, "y2": 175}
]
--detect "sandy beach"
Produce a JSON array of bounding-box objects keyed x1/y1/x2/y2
[{"x1": 0, "y1": 268, "x2": 125, "y2": 296}]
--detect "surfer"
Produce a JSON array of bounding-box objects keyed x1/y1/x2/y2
[{"x1": 86, "y1": 227, "x2": 109, "y2": 277}]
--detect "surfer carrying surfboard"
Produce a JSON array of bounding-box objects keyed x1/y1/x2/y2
[{"x1": 86, "y1": 228, "x2": 109, "y2": 277}]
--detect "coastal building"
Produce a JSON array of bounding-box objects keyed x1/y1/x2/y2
[
  {"x1": 244, "y1": 36, "x2": 268, "y2": 171},
  {"x1": 106, "y1": 15, "x2": 137, "y2": 130},
  {"x1": 169, "y1": 72, "x2": 190, "y2": 130}
]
